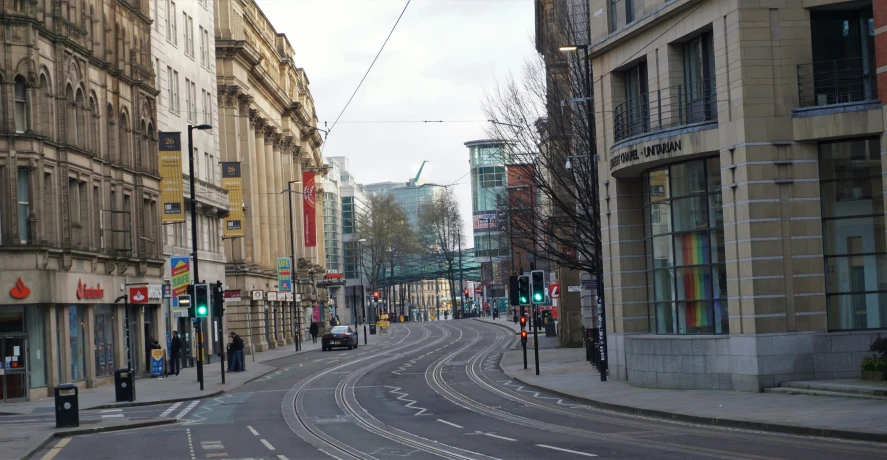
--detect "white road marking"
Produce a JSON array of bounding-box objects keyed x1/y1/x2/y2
[
  {"x1": 277, "y1": 456, "x2": 290, "y2": 460},
  {"x1": 175, "y1": 400, "x2": 200, "y2": 419},
  {"x1": 247, "y1": 425, "x2": 259, "y2": 436},
  {"x1": 101, "y1": 414, "x2": 124, "y2": 418},
  {"x1": 436, "y1": 419, "x2": 463, "y2": 429},
  {"x1": 537, "y1": 444, "x2": 598, "y2": 457},
  {"x1": 483, "y1": 433, "x2": 517, "y2": 442},
  {"x1": 187, "y1": 428, "x2": 195, "y2": 460},
  {"x1": 159, "y1": 401, "x2": 183, "y2": 417},
  {"x1": 200, "y1": 441, "x2": 225, "y2": 450},
  {"x1": 100, "y1": 409, "x2": 122, "y2": 413},
  {"x1": 260, "y1": 438, "x2": 276, "y2": 451}
]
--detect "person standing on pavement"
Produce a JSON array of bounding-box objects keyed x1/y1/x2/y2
[
  {"x1": 309, "y1": 321, "x2": 319, "y2": 343},
  {"x1": 229, "y1": 331, "x2": 244, "y2": 372},
  {"x1": 170, "y1": 331, "x2": 182, "y2": 376}
]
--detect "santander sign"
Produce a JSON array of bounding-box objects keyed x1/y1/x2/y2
[{"x1": 76, "y1": 279, "x2": 105, "y2": 300}]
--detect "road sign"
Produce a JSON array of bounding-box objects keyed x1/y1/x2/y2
[
  {"x1": 568, "y1": 285, "x2": 582, "y2": 293},
  {"x1": 581, "y1": 279, "x2": 597, "y2": 291},
  {"x1": 548, "y1": 283, "x2": 560, "y2": 299}
]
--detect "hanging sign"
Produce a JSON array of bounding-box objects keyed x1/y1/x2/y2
[
  {"x1": 303, "y1": 170, "x2": 317, "y2": 247},
  {"x1": 221, "y1": 162, "x2": 245, "y2": 237},
  {"x1": 129, "y1": 286, "x2": 149, "y2": 304},
  {"x1": 277, "y1": 257, "x2": 292, "y2": 292},
  {"x1": 170, "y1": 256, "x2": 191, "y2": 308},
  {"x1": 158, "y1": 132, "x2": 185, "y2": 223}
]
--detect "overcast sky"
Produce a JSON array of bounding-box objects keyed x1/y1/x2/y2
[{"x1": 256, "y1": 0, "x2": 536, "y2": 245}]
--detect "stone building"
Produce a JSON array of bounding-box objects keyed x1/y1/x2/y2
[
  {"x1": 542, "y1": 0, "x2": 887, "y2": 391},
  {"x1": 215, "y1": 0, "x2": 326, "y2": 353},
  {"x1": 0, "y1": 0, "x2": 162, "y2": 402}
]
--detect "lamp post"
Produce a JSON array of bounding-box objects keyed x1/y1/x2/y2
[
  {"x1": 358, "y1": 238, "x2": 368, "y2": 344},
  {"x1": 559, "y1": 44, "x2": 607, "y2": 382},
  {"x1": 284, "y1": 181, "x2": 302, "y2": 352},
  {"x1": 187, "y1": 123, "x2": 212, "y2": 390}
]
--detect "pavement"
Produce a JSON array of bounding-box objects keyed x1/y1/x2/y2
[
  {"x1": 0, "y1": 324, "x2": 374, "y2": 460},
  {"x1": 475, "y1": 316, "x2": 887, "y2": 442}
]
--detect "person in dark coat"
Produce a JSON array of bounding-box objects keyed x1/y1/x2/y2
[
  {"x1": 309, "y1": 322, "x2": 319, "y2": 343},
  {"x1": 229, "y1": 331, "x2": 244, "y2": 372},
  {"x1": 170, "y1": 331, "x2": 182, "y2": 376}
]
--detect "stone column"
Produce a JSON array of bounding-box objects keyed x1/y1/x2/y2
[
  {"x1": 273, "y1": 139, "x2": 286, "y2": 270},
  {"x1": 253, "y1": 119, "x2": 271, "y2": 269},
  {"x1": 264, "y1": 128, "x2": 280, "y2": 267}
]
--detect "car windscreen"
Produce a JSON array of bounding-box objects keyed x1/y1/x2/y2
[{"x1": 331, "y1": 326, "x2": 349, "y2": 333}]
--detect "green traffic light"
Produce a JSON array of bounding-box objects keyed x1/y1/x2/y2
[
  {"x1": 520, "y1": 296, "x2": 528, "y2": 303},
  {"x1": 534, "y1": 294, "x2": 543, "y2": 302},
  {"x1": 197, "y1": 305, "x2": 208, "y2": 316}
]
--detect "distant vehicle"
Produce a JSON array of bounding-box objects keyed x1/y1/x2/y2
[{"x1": 322, "y1": 326, "x2": 358, "y2": 351}]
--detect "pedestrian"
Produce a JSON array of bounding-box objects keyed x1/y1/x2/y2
[
  {"x1": 170, "y1": 331, "x2": 182, "y2": 376},
  {"x1": 444, "y1": 310, "x2": 449, "y2": 320},
  {"x1": 309, "y1": 321, "x2": 319, "y2": 343},
  {"x1": 229, "y1": 331, "x2": 244, "y2": 372},
  {"x1": 330, "y1": 316, "x2": 338, "y2": 327}
]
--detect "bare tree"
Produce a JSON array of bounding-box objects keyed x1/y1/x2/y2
[{"x1": 417, "y1": 190, "x2": 464, "y2": 317}]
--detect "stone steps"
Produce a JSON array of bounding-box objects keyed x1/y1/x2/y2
[{"x1": 763, "y1": 379, "x2": 887, "y2": 400}]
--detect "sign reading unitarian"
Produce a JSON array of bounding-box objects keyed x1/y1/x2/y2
[{"x1": 610, "y1": 139, "x2": 682, "y2": 170}]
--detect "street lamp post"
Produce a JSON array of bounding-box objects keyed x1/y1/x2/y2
[
  {"x1": 559, "y1": 44, "x2": 608, "y2": 382},
  {"x1": 285, "y1": 180, "x2": 302, "y2": 352},
  {"x1": 188, "y1": 123, "x2": 212, "y2": 390},
  {"x1": 358, "y1": 238, "x2": 368, "y2": 344}
]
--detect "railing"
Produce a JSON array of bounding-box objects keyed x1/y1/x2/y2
[
  {"x1": 613, "y1": 79, "x2": 717, "y2": 143},
  {"x1": 797, "y1": 56, "x2": 877, "y2": 107},
  {"x1": 56, "y1": 17, "x2": 88, "y2": 48}
]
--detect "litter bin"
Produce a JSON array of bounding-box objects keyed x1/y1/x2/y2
[
  {"x1": 369, "y1": 324, "x2": 377, "y2": 335},
  {"x1": 114, "y1": 368, "x2": 135, "y2": 402},
  {"x1": 54, "y1": 383, "x2": 79, "y2": 428},
  {"x1": 544, "y1": 321, "x2": 557, "y2": 337}
]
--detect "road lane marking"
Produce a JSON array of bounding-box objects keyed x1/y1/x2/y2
[
  {"x1": 260, "y1": 439, "x2": 276, "y2": 451},
  {"x1": 205, "y1": 454, "x2": 228, "y2": 458},
  {"x1": 536, "y1": 444, "x2": 597, "y2": 457},
  {"x1": 278, "y1": 456, "x2": 290, "y2": 460},
  {"x1": 187, "y1": 428, "x2": 195, "y2": 460},
  {"x1": 101, "y1": 414, "x2": 124, "y2": 418},
  {"x1": 483, "y1": 433, "x2": 516, "y2": 442},
  {"x1": 100, "y1": 409, "x2": 122, "y2": 413},
  {"x1": 39, "y1": 437, "x2": 71, "y2": 460},
  {"x1": 200, "y1": 441, "x2": 224, "y2": 450},
  {"x1": 436, "y1": 419, "x2": 463, "y2": 429},
  {"x1": 175, "y1": 400, "x2": 200, "y2": 419},
  {"x1": 247, "y1": 425, "x2": 259, "y2": 436},
  {"x1": 159, "y1": 401, "x2": 183, "y2": 417}
]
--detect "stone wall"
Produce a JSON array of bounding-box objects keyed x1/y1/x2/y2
[{"x1": 625, "y1": 335, "x2": 731, "y2": 390}]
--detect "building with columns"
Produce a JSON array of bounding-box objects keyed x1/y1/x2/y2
[
  {"x1": 537, "y1": 0, "x2": 887, "y2": 391},
  {"x1": 0, "y1": 0, "x2": 163, "y2": 402},
  {"x1": 215, "y1": 0, "x2": 326, "y2": 352}
]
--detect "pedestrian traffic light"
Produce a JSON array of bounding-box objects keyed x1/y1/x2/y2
[
  {"x1": 519, "y1": 315, "x2": 527, "y2": 329},
  {"x1": 530, "y1": 270, "x2": 545, "y2": 303},
  {"x1": 194, "y1": 283, "x2": 209, "y2": 317},
  {"x1": 517, "y1": 275, "x2": 530, "y2": 305},
  {"x1": 178, "y1": 294, "x2": 191, "y2": 315},
  {"x1": 521, "y1": 330, "x2": 528, "y2": 345}
]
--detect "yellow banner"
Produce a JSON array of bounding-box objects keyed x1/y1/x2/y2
[
  {"x1": 159, "y1": 132, "x2": 185, "y2": 223},
  {"x1": 221, "y1": 162, "x2": 245, "y2": 237}
]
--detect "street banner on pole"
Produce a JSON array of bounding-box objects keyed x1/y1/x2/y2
[
  {"x1": 159, "y1": 132, "x2": 185, "y2": 223},
  {"x1": 277, "y1": 257, "x2": 292, "y2": 292},
  {"x1": 171, "y1": 256, "x2": 190, "y2": 309},
  {"x1": 303, "y1": 170, "x2": 316, "y2": 247},
  {"x1": 221, "y1": 162, "x2": 245, "y2": 237}
]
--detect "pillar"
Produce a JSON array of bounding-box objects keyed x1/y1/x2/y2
[{"x1": 254, "y1": 120, "x2": 271, "y2": 269}]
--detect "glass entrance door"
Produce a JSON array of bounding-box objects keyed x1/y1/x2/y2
[{"x1": 1, "y1": 337, "x2": 28, "y2": 402}]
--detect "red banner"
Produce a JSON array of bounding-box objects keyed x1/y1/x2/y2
[{"x1": 303, "y1": 170, "x2": 317, "y2": 247}]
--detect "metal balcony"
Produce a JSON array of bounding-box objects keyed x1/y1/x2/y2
[
  {"x1": 613, "y1": 79, "x2": 717, "y2": 143},
  {"x1": 797, "y1": 56, "x2": 877, "y2": 107}
]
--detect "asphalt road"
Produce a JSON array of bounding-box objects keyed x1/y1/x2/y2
[{"x1": 33, "y1": 320, "x2": 887, "y2": 459}]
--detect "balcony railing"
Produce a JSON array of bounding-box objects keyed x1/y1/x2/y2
[
  {"x1": 613, "y1": 79, "x2": 717, "y2": 143},
  {"x1": 797, "y1": 56, "x2": 877, "y2": 108}
]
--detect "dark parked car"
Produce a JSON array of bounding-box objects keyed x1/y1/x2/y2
[{"x1": 322, "y1": 326, "x2": 358, "y2": 351}]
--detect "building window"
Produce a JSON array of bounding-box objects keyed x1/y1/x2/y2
[
  {"x1": 617, "y1": 62, "x2": 649, "y2": 140},
  {"x1": 644, "y1": 157, "x2": 726, "y2": 335},
  {"x1": 199, "y1": 26, "x2": 205, "y2": 67},
  {"x1": 168, "y1": 1, "x2": 177, "y2": 44},
  {"x1": 804, "y1": 5, "x2": 875, "y2": 107},
  {"x1": 342, "y1": 196, "x2": 354, "y2": 234},
  {"x1": 203, "y1": 28, "x2": 210, "y2": 68},
  {"x1": 14, "y1": 76, "x2": 28, "y2": 133},
  {"x1": 94, "y1": 305, "x2": 115, "y2": 377},
  {"x1": 17, "y1": 167, "x2": 29, "y2": 243},
  {"x1": 189, "y1": 81, "x2": 197, "y2": 123},
  {"x1": 167, "y1": 67, "x2": 175, "y2": 114},
  {"x1": 609, "y1": 0, "x2": 618, "y2": 32},
  {"x1": 68, "y1": 305, "x2": 86, "y2": 381},
  {"x1": 185, "y1": 78, "x2": 192, "y2": 121},
  {"x1": 183, "y1": 14, "x2": 194, "y2": 58},
  {"x1": 625, "y1": 0, "x2": 634, "y2": 23},
  {"x1": 683, "y1": 32, "x2": 716, "y2": 124},
  {"x1": 820, "y1": 137, "x2": 887, "y2": 330}
]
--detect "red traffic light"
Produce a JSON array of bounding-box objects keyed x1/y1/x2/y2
[
  {"x1": 521, "y1": 331, "x2": 528, "y2": 339},
  {"x1": 373, "y1": 291, "x2": 380, "y2": 299},
  {"x1": 519, "y1": 316, "x2": 526, "y2": 327}
]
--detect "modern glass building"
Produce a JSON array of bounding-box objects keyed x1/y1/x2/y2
[{"x1": 466, "y1": 140, "x2": 510, "y2": 261}]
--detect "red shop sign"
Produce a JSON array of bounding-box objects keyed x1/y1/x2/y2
[
  {"x1": 76, "y1": 279, "x2": 105, "y2": 300},
  {"x1": 129, "y1": 286, "x2": 149, "y2": 304}
]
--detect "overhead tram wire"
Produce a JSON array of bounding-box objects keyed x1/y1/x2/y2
[{"x1": 321, "y1": 0, "x2": 412, "y2": 154}]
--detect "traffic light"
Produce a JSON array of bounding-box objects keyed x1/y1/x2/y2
[
  {"x1": 519, "y1": 315, "x2": 527, "y2": 329},
  {"x1": 521, "y1": 330, "x2": 528, "y2": 345},
  {"x1": 530, "y1": 270, "x2": 545, "y2": 303},
  {"x1": 185, "y1": 284, "x2": 195, "y2": 317},
  {"x1": 194, "y1": 283, "x2": 209, "y2": 317},
  {"x1": 373, "y1": 291, "x2": 380, "y2": 301},
  {"x1": 211, "y1": 281, "x2": 224, "y2": 318},
  {"x1": 517, "y1": 275, "x2": 530, "y2": 305},
  {"x1": 178, "y1": 294, "x2": 192, "y2": 315},
  {"x1": 508, "y1": 276, "x2": 518, "y2": 306},
  {"x1": 463, "y1": 288, "x2": 470, "y2": 299}
]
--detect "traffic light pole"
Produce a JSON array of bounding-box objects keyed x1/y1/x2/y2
[
  {"x1": 533, "y1": 303, "x2": 539, "y2": 376},
  {"x1": 520, "y1": 304, "x2": 527, "y2": 370},
  {"x1": 187, "y1": 125, "x2": 205, "y2": 392}
]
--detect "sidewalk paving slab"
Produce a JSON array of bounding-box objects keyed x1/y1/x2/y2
[{"x1": 473, "y1": 317, "x2": 887, "y2": 443}]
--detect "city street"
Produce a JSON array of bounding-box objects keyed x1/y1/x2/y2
[{"x1": 33, "y1": 320, "x2": 887, "y2": 460}]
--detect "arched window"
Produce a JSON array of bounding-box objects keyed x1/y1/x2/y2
[
  {"x1": 75, "y1": 88, "x2": 85, "y2": 148},
  {"x1": 39, "y1": 74, "x2": 52, "y2": 138},
  {"x1": 14, "y1": 76, "x2": 29, "y2": 134},
  {"x1": 88, "y1": 95, "x2": 99, "y2": 155},
  {"x1": 65, "y1": 84, "x2": 76, "y2": 145},
  {"x1": 119, "y1": 111, "x2": 129, "y2": 167},
  {"x1": 106, "y1": 103, "x2": 116, "y2": 162}
]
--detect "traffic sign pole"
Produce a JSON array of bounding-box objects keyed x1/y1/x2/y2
[{"x1": 533, "y1": 303, "x2": 540, "y2": 376}]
